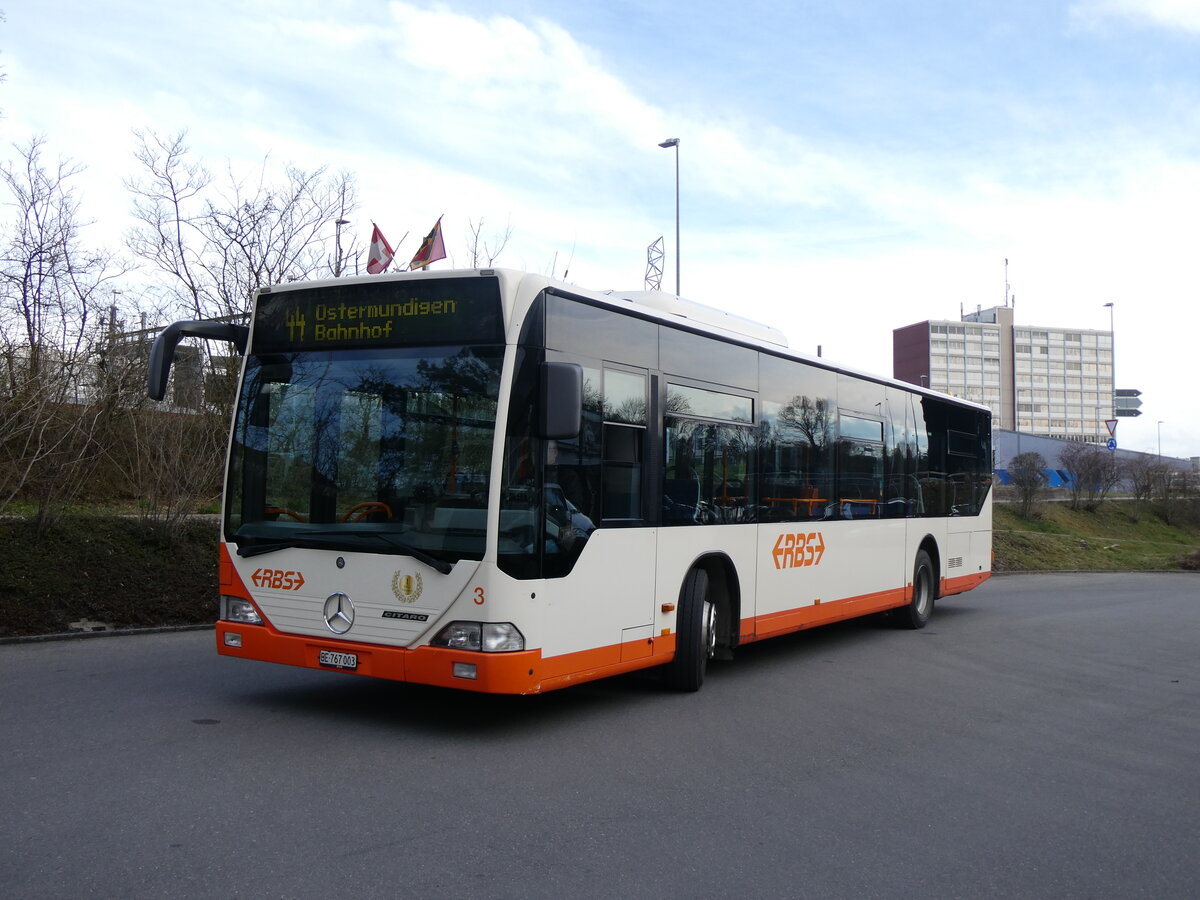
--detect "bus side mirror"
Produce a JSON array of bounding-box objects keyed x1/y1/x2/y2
[
  {"x1": 539, "y1": 361, "x2": 582, "y2": 439},
  {"x1": 147, "y1": 320, "x2": 249, "y2": 401}
]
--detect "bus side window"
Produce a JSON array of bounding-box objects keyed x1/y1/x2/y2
[
  {"x1": 600, "y1": 368, "x2": 646, "y2": 521},
  {"x1": 602, "y1": 423, "x2": 642, "y2": 519},
  {"x1": 663, "y1": 419, "x2": 699, "y2": 524}
]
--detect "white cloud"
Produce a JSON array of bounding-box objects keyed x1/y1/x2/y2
[
  {"x1": 1071, "y1": 0, "x2": 1200, "y2": 34},
  {"x1": 2, "y1": 1, "x2": 1198, "y2": 457}
]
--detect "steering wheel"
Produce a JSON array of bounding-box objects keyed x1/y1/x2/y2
[
  {"x1": 341, "y1": 501, "x2": 394, "y2": 523},
  {"x1": 265, "y1": 506, "x2": 308, "y2": 522}
]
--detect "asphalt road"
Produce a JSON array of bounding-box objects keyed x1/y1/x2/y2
[{"x1": 2, "y1": 573, "x2": 1197, "y2": 899}]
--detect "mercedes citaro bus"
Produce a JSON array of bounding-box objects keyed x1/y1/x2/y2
[{"x1": 147, "y1": 268, "x2": 991, "y2": 694}]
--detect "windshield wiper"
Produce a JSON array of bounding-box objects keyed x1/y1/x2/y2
[
  {"x1": 235, "y1": 535, "x2": 324, "y2": 558},
  {"x1": 235, "y1": 530, "x2": 453, "y2": 573},
  {"x1": 332, "y1": 531, "x2": 454, "y2": 574},
  {"x1": 247, "y1": 529, "x2": 454, "y2": 574}
]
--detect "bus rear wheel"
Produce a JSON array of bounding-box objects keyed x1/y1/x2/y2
[
  {"x1": 666, "y1": 568, "x2": 715, "y2": 692},
  {"x1": 896, "y1": 549, "x2": 936, "y2": 629}
]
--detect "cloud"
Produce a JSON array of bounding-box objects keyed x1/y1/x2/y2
[
  {"x1": 2, "y1": 1, "x2": 1197, "y2": 455},
  {"x1": 1070, "y1": 0, "x2": 1200, "y2": 34}
]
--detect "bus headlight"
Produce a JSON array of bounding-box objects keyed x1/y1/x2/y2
[
  {"x1": 431, "y1": 621, "x2": 524, "y2": 652},
  {"x1": 220, "y1": 596, "x2": 263, "y2": 625},
  {"x1": 482, "y1": 623, "x2": 524, "y2": 652}
]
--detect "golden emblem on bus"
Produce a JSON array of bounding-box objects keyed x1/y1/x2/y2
[{"x1": 392, "y1": 571, "x2": 423, "y2": 603}]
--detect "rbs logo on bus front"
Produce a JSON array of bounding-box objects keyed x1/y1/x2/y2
[
  {"x1": 251, "y1": 568, "x2": 306, "y2": 591},
  {"x1": 772, "y1": 532, "x2": 826, "y2": 570}
]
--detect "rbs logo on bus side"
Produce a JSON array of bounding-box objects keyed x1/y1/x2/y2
[
  {"x1": 772, "y1": 532, "x2": 826, "y2": 570},
  {"x1": 251, "y1": 568, "x2": 306, "y2": 591}
]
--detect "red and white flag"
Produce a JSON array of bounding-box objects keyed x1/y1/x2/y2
[
  {"x1": 367, "y1": 224, "x2": 394, "y2": 274},
  {"x1": 409, "y1": 216, "x2": 446, "y2": 270}
]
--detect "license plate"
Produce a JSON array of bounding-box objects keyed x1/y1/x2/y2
[{"x1": 319, "y1": 649, "x2": 358, "y2": 670}]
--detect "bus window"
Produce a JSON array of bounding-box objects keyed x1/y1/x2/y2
[
  {"x1": 759, "y1": 357, "x2": 836, "y2": 523},
  {"x1": 664, "y1": 418, "x2": 754, "y2": 524},
  {"x1": 837, "y1": 413, "x2": 883, "y2": 518},
  {"x1": 601, "y1": 368, "x2": 646, "y2": 521}
]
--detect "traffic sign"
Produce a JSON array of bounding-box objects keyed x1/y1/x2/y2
[
  {"x1": 1105, "y1": 419, "x2": 1118, "y2": 436},
  {"x1": 1115, "y1": 388, "x2": 1141, "y2": 397},
  {"x1": 1115, "y1": 409, "x2": 1142, "y2": 417},
  {"x1": 1107, "y1": 438, "x2": 1117, "y2": 451}
]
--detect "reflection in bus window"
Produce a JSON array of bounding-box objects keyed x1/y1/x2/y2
[
  {"x1": 228, "y1": 345, "x2": 502, "y2": 561},
  {"x1": 664, "y1": 418, "x2": 754, "y2": 524},
  {"x1": 759, "y1": 393, "x2": 835, "y2": 523}
]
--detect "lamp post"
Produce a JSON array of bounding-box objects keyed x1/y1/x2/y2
[
  {"x1": 1158, "y1": 420, "x2": 1163, "y2": 458},
  {"x1": 334, "y1": 218, "x2": 350, "y2": 277},
  {"x1": 1103, "y1": 301, "x2": 1115, "y2": 419},
  {"x1": 658, "y1": 138, "x2": 680, "y2": 296}
]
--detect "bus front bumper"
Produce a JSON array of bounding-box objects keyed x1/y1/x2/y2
[{"x1": 216, "y1": 622, "x2": 545, "y2": 694}]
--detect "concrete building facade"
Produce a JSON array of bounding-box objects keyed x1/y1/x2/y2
[{"x1": 894, "y1": 305, "x2": 1114, "y2": 444}]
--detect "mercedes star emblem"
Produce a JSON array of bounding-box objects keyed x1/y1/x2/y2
[{"x1": 322, "y1": 592, "x2": 355, "y2": 634}]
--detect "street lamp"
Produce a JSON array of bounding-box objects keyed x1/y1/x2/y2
[
  {"x1": 334, "y1": 218, "x2": 350, "y2": 277},
  {"x1": 658, "y1": 138, "x2": 680, "y2": 296},
  {"x1": 1103, "y1": 301, "x2": 1115, "y2": 419}
]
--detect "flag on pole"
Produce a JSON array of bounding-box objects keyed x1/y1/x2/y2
[
  {"x1": 409, "y1": 216, "x2": 446, "y2": 270},
  {"x1": 367, "y1": 224, "x2": 394, "y2": 274}
]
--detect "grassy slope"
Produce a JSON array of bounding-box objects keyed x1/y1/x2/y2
[
  {"x1": 1, "y1": 503, "x2": 1195, "y2": 637},
  {"x1": 993, "y1": 501, "x2": 1200, "y2": 572},
  {"x1": 0, "y1": 516, "x2": 218, "y2": 638}
]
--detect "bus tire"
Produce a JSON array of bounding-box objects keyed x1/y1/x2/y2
[
  {"x1": 666, "y1": 568, "x2": 715, "y2": 692},
  {"x1": 896, "y1": 549, "x2": 936, "y2": 629}
]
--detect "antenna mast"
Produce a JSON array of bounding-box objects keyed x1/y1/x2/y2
[{"x1": 645, "y1": 236, "x2": 664, "y2": 291}]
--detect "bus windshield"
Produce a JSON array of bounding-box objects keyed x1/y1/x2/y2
[{"x1": 225, "y1": 344, "x2": 504, "y2": 565}]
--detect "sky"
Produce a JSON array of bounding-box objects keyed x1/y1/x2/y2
[{"x1": 3, "y1": 0, "x2": 1199, "y2": 458}]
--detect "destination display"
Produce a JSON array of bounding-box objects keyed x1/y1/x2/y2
[{"x1": 252, "y1": 276, "x2": 505, "y2": 351}]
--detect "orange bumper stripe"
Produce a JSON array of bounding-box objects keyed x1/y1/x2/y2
[{"x1": 216, "y1": 622, "x2": 677, "y2": 695}]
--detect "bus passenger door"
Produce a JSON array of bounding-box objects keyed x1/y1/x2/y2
[{"x1": 544, "y1": 364, "x2": 657, "y2": 659}]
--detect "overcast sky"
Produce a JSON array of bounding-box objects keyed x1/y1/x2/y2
[{"x1": 3, "y1": 0, "x2": 1198, "y2": 457}]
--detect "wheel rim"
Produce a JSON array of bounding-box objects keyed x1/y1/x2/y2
[
  {"x1": 703, "y1": 600, "x2": 717, "y2": 659},
  {"x1": 914, "y1": 567, "x2": 931, "y2": 617}
]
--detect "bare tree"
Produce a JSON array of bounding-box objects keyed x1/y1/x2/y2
[
  {"x1": 1122, "y1": 454, "x2": 1160, "y2": 522},
  {"x1": 1058, "y1": 442, "x2": 1120, "y2": 511},
  {"x1": 1153, "y1": 463, "x2": 1195, "y2": 527},
  {"x1": 1008, "y1": 451, "x2": 1048, "y2": 519},
  {"x1": 126, "y1": 129, "x2": 359, "y2": 321},
  {"x1": 0, "y1": 136, "x2": 129, "y2": 527},
  {"x1": 125, "y1": 129, "x2": 212, "y2": 318},
  {"x1": 465, "y1": 216, "x2": 512, "y2": 267},
  {"x1": 123, "y1": 130, "x2": 362, "y2": 522}
]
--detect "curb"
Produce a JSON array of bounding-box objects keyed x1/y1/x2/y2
[
  {"x1": 0, "y1": 623, "x2": 215, "y2": 646},
  {"x1": 990, "y1": 568, "x2": 1196, "y2": 576}
]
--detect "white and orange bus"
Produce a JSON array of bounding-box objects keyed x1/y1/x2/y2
[{"x1": 148, "y1": 268, "x2": 992, "y2": 694}]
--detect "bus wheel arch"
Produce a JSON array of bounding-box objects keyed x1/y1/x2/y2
[
  {"x1": 665, "y1": 554, "x2": 740, "y2": 691},
  {"x1": 897, "y1": 538, "x2": 939, "y2": 629},
  {"x1": 697, "y1": 553, "x2": 740, "y2": 659}
]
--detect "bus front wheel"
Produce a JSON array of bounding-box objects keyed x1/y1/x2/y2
[
  {"x1": 896, "y1": 549, "x2": 936, "y2": 629},
  {"x1": 666, "y1": 568, "x2": 715, "y2": 692}
]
